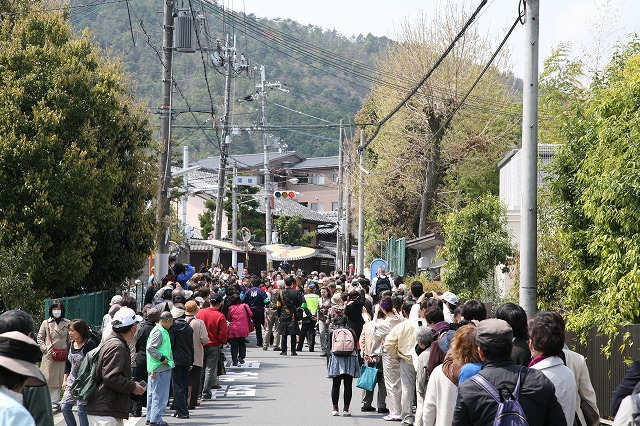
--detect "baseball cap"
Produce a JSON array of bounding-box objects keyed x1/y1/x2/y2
[
  {"x1": 442, "y1": 291, "x2": 459, "y2": 305},
  {"x1": 210, "y1": 293, "x2": 223, "y2": 305},
  {"x1": 110, "y1": 295, "x2": 123, "y2": 306},
  {"x1": 111, "y1": 307, "x2": 142, "y2": 329},
  {"x1": 476, "y1": 318, "x2": 513, "y2": 348}
]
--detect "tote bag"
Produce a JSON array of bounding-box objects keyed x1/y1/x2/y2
[{"x1": 356, "y1": 363, "x2": 378, "y2": 392}]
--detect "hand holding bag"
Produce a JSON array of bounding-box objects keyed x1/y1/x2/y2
[{"x1": 356, "y1": 363, "x2": 378, "y2": 392}]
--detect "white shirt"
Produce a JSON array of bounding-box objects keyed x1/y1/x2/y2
[{"x1": 0, "y1": 388, "x2": 35, "y2": 426}]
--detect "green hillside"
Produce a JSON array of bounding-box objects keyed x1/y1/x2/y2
[{"x1": 68, "y1": 0, "x2": 391, "y2": 159}]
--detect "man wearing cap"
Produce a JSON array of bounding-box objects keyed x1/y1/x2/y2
[
  {"x1": 184, "y1": 301, "x2": 208, "y2": 409},
  {"x1": 196, "y1": 293, "x2": 228, "y2": 400},
  {"x1": 440, "y1": 291, "x2": 458, "y2": 324},
  {"x1": 146, "y1": 311, "x2": 174, "y2": 426},
  {"x1": 169, "y1": 304, "x2": 193, "y2": 419},
  {"x1": 453, "y1": 318, "x2": 565, "y2": 426},
  {"x1": 243, "y1": 278, "x2": 270, "y2": 347},
  {"x1": 87, "y1": 307, "x2": 146, "y2": 426}
]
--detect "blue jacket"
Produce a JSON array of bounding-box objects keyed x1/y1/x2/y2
[{"x1": 176, "y1": 264, "x2": 195, "y2": 289}]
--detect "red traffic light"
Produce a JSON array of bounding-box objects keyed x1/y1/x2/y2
[{"x1": 273, "y1": 191, "x2": 299, "y2": 199}]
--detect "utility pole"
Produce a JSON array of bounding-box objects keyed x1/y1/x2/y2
[
  {"x1": 520, "y1": 0, "x2": 539, "y2": 315},
  {"x1": 257, "y1": 65, "x2": 287, "y2": 269},
  {"x1": 336, "y1": 121, "x2": 344, "y2": 271},
  {"x1": 343, "y1": 151, "x2": 351, "y2": 270},
  {"x1": 231, "y1": 163, "x2": 238, "y2": 268},
  {"x1": 182, "y1": 145, "x2": 189, "y2": 233},
  {"x1": 155, "y1": 0, "x2": 176, "y2": 280},
  {"x1": 213, "y1": 34, "x2": 234, "y2": 250},
  {"x1": 357, "y1": 130, "x2": 365, "y2": 275}
]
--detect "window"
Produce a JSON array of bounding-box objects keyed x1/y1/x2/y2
[
  {"x1": 299, "y1": 202, "x2": 308, "y2": 207},
  {"x1": 332, "y1": 202, "x2": 339, "y2": 211},
  {"x1": 332, "y1": 173, "x2": 338, "y2": 183},
  {"x1": 310, "y1": 202, "x2": 325, "y2": 212},
  {"x1": 303, "y1": 227, "x2": 310, "y2": 234},
  {"x1": 312, "y1": 175, "x2": 325, "y2": 185}
]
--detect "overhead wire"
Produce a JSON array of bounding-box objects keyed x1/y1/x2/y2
[
  {"x1": 360, "y1": 0, "x2": 489, "y2": 152},
  {"x1": 359, "y1": 13, "x2": 522, "y2": 177}
]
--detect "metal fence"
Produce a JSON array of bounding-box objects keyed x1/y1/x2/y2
[
  {"x1": 386, "y1": 237, "x2": 406, "y2": 278},
  {"x1": 568, "y1": 325, "x2": 640, "y2": 419},
  {"x1": 44, "y1": 290, "x2": 114, "y2": 331}
]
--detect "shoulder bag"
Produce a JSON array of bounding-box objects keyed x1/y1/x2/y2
[{"x1": 48, "y1": 322, "x2": 68, "y2": 361}]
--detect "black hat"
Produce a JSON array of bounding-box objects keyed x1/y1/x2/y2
[
  {"x1": 173, "y1": 263, "x2": 186, "y2": 275},
  {"x1": 210, "y1": 293, "x2": 223, "y2": 305}
]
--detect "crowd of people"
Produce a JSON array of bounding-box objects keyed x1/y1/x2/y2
[{"x1": 5, "y1": 259, "x2": 640, "y2": 426}]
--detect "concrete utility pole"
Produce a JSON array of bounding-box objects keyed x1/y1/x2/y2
[
  {"x1": 155, "y1": 0, "x2": 176, "y2": 280},
  {"x1": 520, "y1": 0, "x2": 540, "y2": 316},
  {"x1": 336, "y1": 121, "x2": 344, "y2": 270},
  {"x1": 213, "y1": 34, "x2": 234, "y2": 247},
  {"x1": 182, "y1": 145, "x2": 189, "y2": 233},
  {"x1": 231, "y1": 163, "x2": 238, "y2": 267},
  {"x1": 357, "y1": 130, "x2": 365, "y2": 275},
  {"x1": 344, "y1": 153, "x2": 351, "y2": 270},
  {"x1": 257, "y1": 65, "x2": 287, "y2": 269}
]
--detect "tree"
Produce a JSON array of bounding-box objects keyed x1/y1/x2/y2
[
  {"x1": 0, "y1": 7, "x2": 156, "y2": 296},
  {"x1": 355, "y1": 2, "x2": 519, "y2": 244},
  {"x1": 198, "y1": 186, "x2": 263, "y2": 240},
  {"x1": 273, "y1": 215, "x2": 315, "y2": 246},
  {"x1": 549, "y1": 37, "x2": 640, "y2": 344},
  {"x1": 440, "y1": 194, "x2": 514, "y2": 299}
]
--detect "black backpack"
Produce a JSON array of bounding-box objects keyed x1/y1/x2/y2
[
  {"x1": 470, "y1": 368, "x2": 529, "y2": 426},
  {"x1": 374, "y1": 276, "x2": 391, "y2": 301}
]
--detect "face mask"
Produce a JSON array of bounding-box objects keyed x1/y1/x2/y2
[{"x1": 52, "y1": 309, "x2": 62, "y2": 318}]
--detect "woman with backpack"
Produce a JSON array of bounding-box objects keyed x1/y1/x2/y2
[
  {"x1": 327, "y1": 314, "x2": 360, "y2": 417},
  {"x1": 60, "y1": 319, "x2": 96, "y2": 426}
]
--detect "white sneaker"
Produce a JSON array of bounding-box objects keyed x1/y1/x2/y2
[
  {"x1": 343, "y1": 411, "x2": 351, "y2": 417},
  {"x1": 332, "y1": 410, "x2": 339, "y2": 416},
  {"x1": 383, "y1": 414, "x2": 402, "y2": 421}
]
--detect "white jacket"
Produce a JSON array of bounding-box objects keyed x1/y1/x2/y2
[
  {"x1": 422, "y1": 364, "x2": 457, "y2": 426},
  {"x1": 531, "y1": 355, "x2": 578, "y2": 426},
  {"x1": 563, "y1": 348, "x2": 599, "y2": 426}
]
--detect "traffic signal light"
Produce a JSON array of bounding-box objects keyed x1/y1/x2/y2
[{"x1": 273, "y1": 190, "x2": 300, "y2": 199}]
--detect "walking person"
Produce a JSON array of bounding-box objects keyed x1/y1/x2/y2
[
  {"x1": 327, "y1": 314, "x2": 360, "y2": 417},
  {"x1": 262, "y1": 280, "x2": 281, "y2": 351},
  {"x1": 277, "y1": 276, "x2": 304, "y2": 356},
  {"x1": 317, "y1": 286, "x2": 332, "y2": 356},
  {"x1": 37, "y1": 300, "x2": 71, "y2": 413},
  {"x1": 243, "y1": 278, "x2": 270, "y2": 347},
  {"x1": 60, "y1": 319, "x2": 96, "y2": 426},
  {"x1": 184, "y1": 301, "x2": 208, "y2": 409},
  {"x1": 226, "y1": 292, "x2": 252, "y2": 366},
  {"x1": 169, "y1": 305, "x2": 193, "y2": 419},
  {"x1": 196, "y1": 293, "x2": 228, "y2": 399},
  {"x1": 146, "y1": 312, "x2": 174, "y2": 426}
]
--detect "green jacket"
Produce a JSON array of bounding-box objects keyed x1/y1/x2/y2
[
  {"x1": 146, "y1": 324, "x2": 174, "y2": 373},
  {"x1": 304, "y1": 293, "x2": 320, "y2": 315}
]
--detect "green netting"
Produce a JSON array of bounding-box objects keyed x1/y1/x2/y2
[{"x1": 44, "y1": 290, "x2": 114, "y2": 330}]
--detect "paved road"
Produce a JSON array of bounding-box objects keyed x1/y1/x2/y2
[{"x1": 55, "y1": 333, "x2": 388, "y2": 426}]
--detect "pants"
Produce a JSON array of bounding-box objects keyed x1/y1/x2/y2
[
  {"x1": 263, "y1": 309, "x2": 280, "y2": 349},
  {"x1": 50, "y1": 387, "x2": 61, "y2": 405},
  {"x1": 399, "y1": 358, "x2": 416, "y2": 425},
  {"x1": 131, "y1": 355, "x2": 149, "y2": 415},
  {"x1": 171, "y1": 365, "x2": 190, "y2": 417},
  {"x1": 331, "y1": 374, "x2": 353, "y2": 408},
  {"x1": 296, "y1": 319, "x2": 316, "y2": 352},
  {"x1": 229, "y1": 337, "x2": 247, "y2": 364},
  {"x1": 361, "y1": 362, "x2": 387, "y2": 409},
  {"x1": 147, "y1": 369, "x2": 171, "y2": 424},
  {"x1": 86, "y1": 416, "x2": 124, "y2": 426},
  {"x1": 61, "y1": 403, "x2": 87, "y2": 426},
  {"x1": 318, "y1": 320, "x2": 329, "y2": 354},
  {"x1": 201, "y1": 345, "x2": 221, "y2": 398},
  {"x1": 280, "y1": 334, "x2": 297, "y2": 354},
  {"x1": 188, "y1": 366, "x2": 202, "y2": 408},
  {"x1": 382, "y1": 354, "x2": 401, "y2": 416},
  {"x1": 251, "y1": 308, "x2": 265, "y2": 346}
]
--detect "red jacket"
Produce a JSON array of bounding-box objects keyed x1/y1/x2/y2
[
  {"x1": 227, "y1": 304, "x2": 253, "y2": 339},
  {"x1": 196, "y1": 307, "x2": 228, "y2": 346}
]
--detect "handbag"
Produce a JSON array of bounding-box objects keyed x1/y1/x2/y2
[
  {"x1": 48, "y1": 323, "x2": 68, "y2": 362},
  {"x1": 217, "y1": 352, "x2": 226, "y2": 376},
  {"x1": 356, "y1": 363, "x2": 378, "y2": 392},
  {"x1": 244, "y1": 305, "x2": 255, "y2": 332},
  {"x1": 578, "y1": 399, "x2": 599, "y2": 426}
]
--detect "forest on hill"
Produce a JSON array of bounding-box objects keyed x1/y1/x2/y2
[{"x1": 68, "y1": 0, "x2": 393, "y2": 159}]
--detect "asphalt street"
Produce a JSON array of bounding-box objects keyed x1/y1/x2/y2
[{"x1": 54, "y1": 332, "x2": 390, "y2": 426}]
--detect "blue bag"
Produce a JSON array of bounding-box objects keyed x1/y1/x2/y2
[{"x1": 356, "y1": 363, "x2": 378, "y2": 392}]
